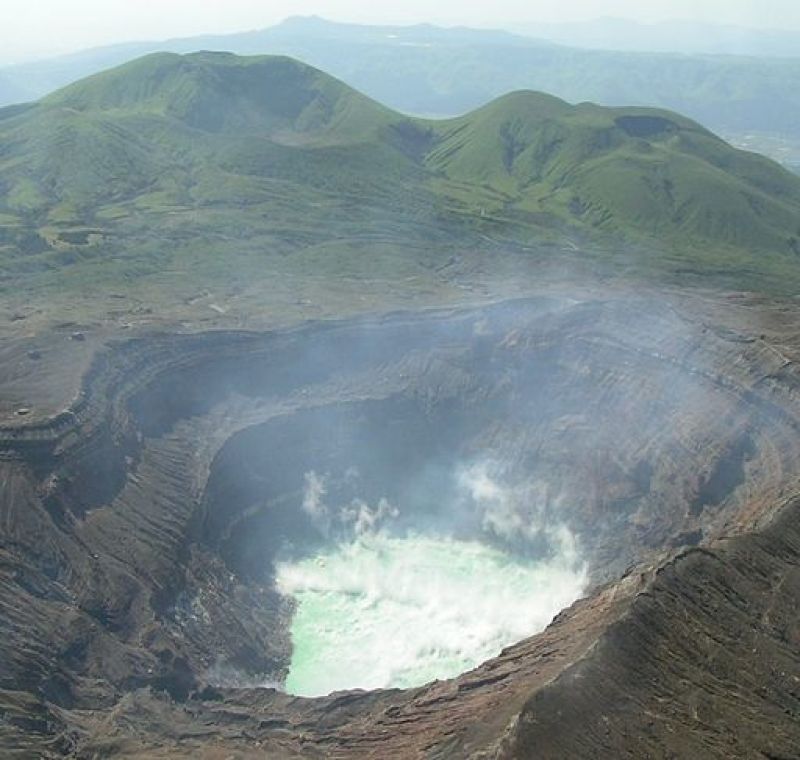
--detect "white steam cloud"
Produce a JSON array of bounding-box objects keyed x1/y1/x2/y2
[
  {"x1": 278, "y1": 462, "x2": 588, "y2": 696},
  {"x1": 340, "y1": 497, "x2": 399, "y2": 536},
  {"x1": 457, "y1": 461, "x2": 580, "y2": 563},
  {"x1": 302, "y1": 470, "x2": 328, "y2": 520},
  {"x1": 301, "y1": 470, "x2": 400, "y2": 539},
  {"x1": 276, "y1": 531, "x2": 587, "y2": 696}
]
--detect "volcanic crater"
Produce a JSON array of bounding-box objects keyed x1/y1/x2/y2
[{"x1": 2, "y1": 292, "x2": 800, "y2": 758}]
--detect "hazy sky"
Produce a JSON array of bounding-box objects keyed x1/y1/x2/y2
[{"x1": 3, "y1": 0, "x2": 800, "y2": 64}]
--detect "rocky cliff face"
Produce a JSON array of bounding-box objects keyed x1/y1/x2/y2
[
  {"x1": 1, "y1": 291, "x2": 799, "y2": 757},
  {"x1": 499, "y1": 495, "x2": 800, "y2": 759}
]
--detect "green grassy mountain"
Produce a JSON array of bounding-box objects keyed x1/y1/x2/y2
[
  {"x1": 428, "y1": 93, "x2": 800, "y2": 254},
  {"x1": 2, "y1": 16, "x2": 800, "y2": 158},
  {"x1": 1, "y1": 51, "x2": 800, "y2": 316},
  {"x1": 44, "y1": 52, "x2": 394, "y2": 137}
]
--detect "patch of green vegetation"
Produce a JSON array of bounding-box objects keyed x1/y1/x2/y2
[{"x1": 7, "y1": 178, "x2": 48, "y2": 213}]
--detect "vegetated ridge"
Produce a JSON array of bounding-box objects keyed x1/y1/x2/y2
[{"x1": 1, "y1": 50, "x2": 800, "y2": 314}]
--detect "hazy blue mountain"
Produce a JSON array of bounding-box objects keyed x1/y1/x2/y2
[
  {"x1": 0, "y1": 70, "x2": 35, "y2": 105},
  {"x1": 516, "y1": 17, "x2": 800, "y2": 58}
]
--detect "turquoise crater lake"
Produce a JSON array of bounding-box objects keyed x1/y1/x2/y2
[{"x1": 275, "y1": 533, "x2": 586, "y2": 697}]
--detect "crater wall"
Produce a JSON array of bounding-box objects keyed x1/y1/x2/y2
[{"x1": 2, "y1": 293, "x2": 800, "y2": 757}]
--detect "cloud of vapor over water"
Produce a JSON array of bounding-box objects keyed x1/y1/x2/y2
[
  {"x1": 301, "y1": 470, "x2": 400, "y2": 540},
  {"x1": 276, "y1": 462, "x2": 587, "y2": 695},
  {"x1": 457, "y1": 461, "x2": 581, "y2": 563}
]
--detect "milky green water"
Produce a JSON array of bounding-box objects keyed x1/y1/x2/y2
[{"x1": 275, "y1": 533, "x2": 586, "y2": 697}]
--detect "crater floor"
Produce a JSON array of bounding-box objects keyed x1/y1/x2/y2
[{"x1": 1, "y1": 288, "x2": 800, "y2": 758}]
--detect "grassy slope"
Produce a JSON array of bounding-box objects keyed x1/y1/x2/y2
[
  {"x1": 427, "y1": 94, "x2": 800, "y2": 249},
  {"x1": 1, "y1": 51, "x2": 800, "y2": 329}
]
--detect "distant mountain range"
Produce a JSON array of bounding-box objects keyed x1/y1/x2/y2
[
  {"x1": 0, "y1": 70, "x2": 34, "y2": 106},
  {"x1": 2, "y1": 52, "x2": 800, "y2": 301},
  {"x1": 517, "y1": 17, "x2": 800, "y2": 58},
  {"x1": 0, "y1": 16, "x2": 798, "y2": 162}
]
